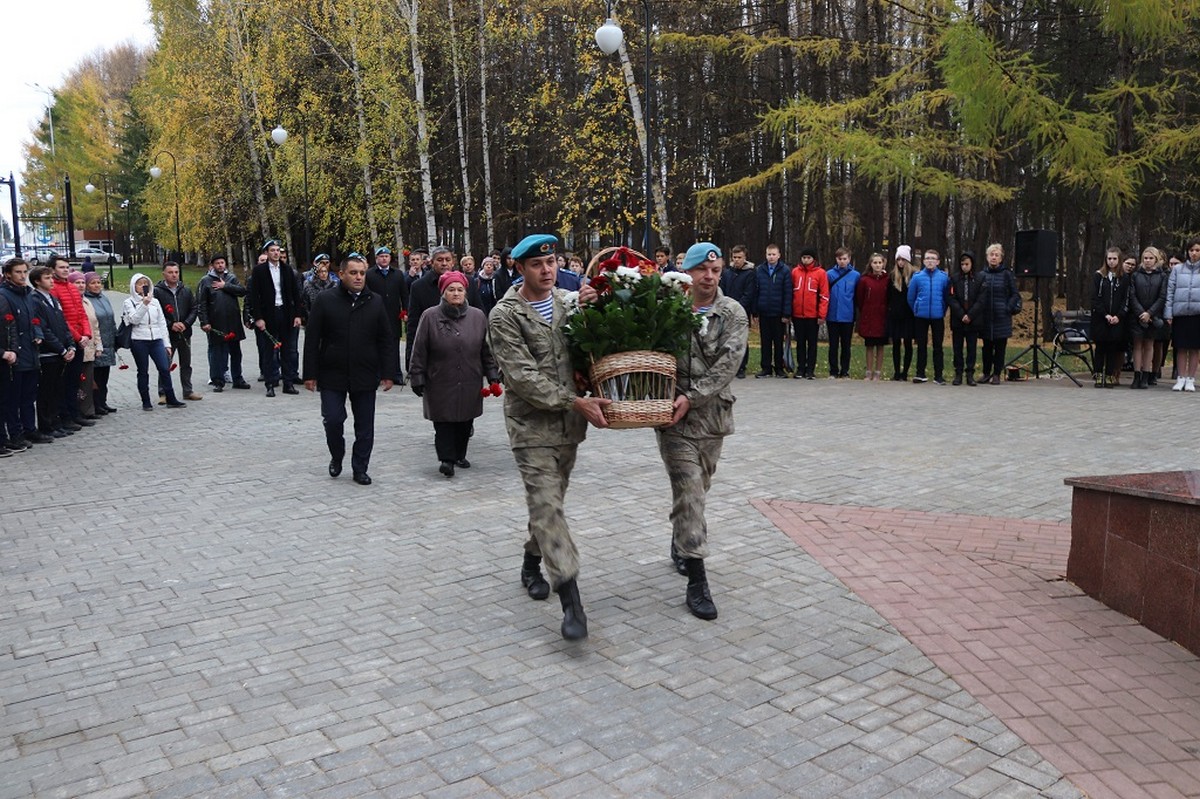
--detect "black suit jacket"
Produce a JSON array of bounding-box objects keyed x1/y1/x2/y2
[{"x1": 248, "y1": 261, "x2": 302, "y2": 329}]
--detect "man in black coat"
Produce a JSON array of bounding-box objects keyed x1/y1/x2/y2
[
  {"x1": 154, "y1": 261, "x2": 201, "y2": 400},
  {"x1": 719, "y1": 244, "x2": 756, "y2": 378},
  {"x1": 303, "y1": 254, "x2": 397, "y2": 486},
  {"x1": 248, "y1": 240, "x2": 303, "y2": 396},
  {"x1": 405, "y1": 246, "x2": 457, "y2": 368},
  {"x1": 365, "y1": 246, "x2": 409, "y2": 385},
  {"x1": 196, "y1": 255, "x2": 251, "y2": 392}
]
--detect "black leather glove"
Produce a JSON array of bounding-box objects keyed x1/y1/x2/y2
[{"x1": 411, "y1": 384, "x2": 424, "y2": 397}]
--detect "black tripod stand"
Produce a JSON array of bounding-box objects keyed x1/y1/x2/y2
[{"x1": 1006, "y1": 275, "x2": 1083, "y2": 387}]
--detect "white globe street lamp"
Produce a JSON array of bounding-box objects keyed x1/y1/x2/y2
[
  {"x1": 595, "y1": 19, "x2": 624, "y2": 54},
  {"x1": 149, "y1": 166, "x2": 162, "y2": 180},
  {"x1": 271, "y1": 125, "x2": 289, "y2": 145}
]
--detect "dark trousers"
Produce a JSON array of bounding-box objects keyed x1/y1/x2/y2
[
  {"x1": 2, "y1": 367, "x2": 38, "y2": 441},
  {"x1": 891, "y1": 336, "x2": 913, "y2": 377},
  {"x1": 390, "y1": 332, "x2": 405, "y2": 382},
  {"x1": 93, "y1": 365, "x2": 111, "y2": 410},
  {"x1": 161, "y1": 332, "x2": 193, "y2": 394},
  {"x1": 952, "y1": 331, "x2": 978, "y2": 376},
  {"x1": 759, "y1": 316, "x2": 786, "y2": 374},
  {"x1": 434, "y1": 421, "x2": 473, "y2": 463},
  {"x1": 207, "y1": 334, "x2": 244, "y2": 386},
  {"x1": 321, "y1": 388, "x2": 376, "y2": 474},
  {"x1": 256, "y1": 307, "x2": 299, "y2": 386},
  {"x1": 131, "y1": 338, "x2": 178, "y2": 407},
  {"x1": 827, "y1": 321, "x2": 853, "y2": 377},
  {"x1": 1095, "y1": 340, "x2": 1123, "y2": 377},
  {"x1": 793, "y1": 318, "x2": 820, "y2": 377},
  {"x1": 981, "y1": 338, "x2": 1008, "y2": 377},
  {"x1": 913, "y1": 318, "x2": 945, "y2": 379},
  {"x1": 37, "y1": 356, "x2": 64, "y2": 431},
  {"x1": 60, "y1": 344, "x2": 83, "y2": 421}
]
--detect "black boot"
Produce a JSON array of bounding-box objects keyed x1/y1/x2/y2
[
  {"x1": 952, "y1": 372, "x2": 962, "y2": 386},
  {"x1": 556, "y1": 578, "x2": 588, "y2": 640},
  {"x1": 521, "y1": 553, "x2": 550, "y2": 600},
  {"x1": 669, "y1": 541, "x2": 688, "y2": 576},
  {"x1": 1131, "y1": 371, "x2": 1143, "y2": 389},
  {"x1": 684, "y1": 559, "x2": 718, "y2": 620}
]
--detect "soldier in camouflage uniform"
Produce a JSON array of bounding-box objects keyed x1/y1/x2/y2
[
  {"x1": 659, "y1": 242, "x2": 749, "y2": 620},
  {"x1": 488, "y1": 233, "x2": 610, "y2": 641}
]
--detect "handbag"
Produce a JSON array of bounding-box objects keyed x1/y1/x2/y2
[{"x1": 115, "y1": 320, "x2": 132, "y2": 350}]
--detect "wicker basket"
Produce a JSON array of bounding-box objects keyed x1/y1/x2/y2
[{"x1": 589, "y1": 350, "x2": 677, "y2": 429}]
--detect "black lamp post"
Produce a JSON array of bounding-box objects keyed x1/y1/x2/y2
[
  {"x1": 120, "y1": 199, "x2": 132, "y2": 267},
  {"x1": 271, "y1": 123, "x2": 311, "y2": 267},
  {"x1": 64, "y1": 174, "x2": 76, "y2": 259},
  {"x1": 85, "y1": 174, "x2": 114, "y2": 284},
  {"x1": 596, "y1": 0, "x2": 654, "y2": 253},
  {"x1": 0, "y1": 173, "x2": 20, "y2": 256},
  {"x1": 149, "y1": 151, "x2": 181, "y2": 261}
]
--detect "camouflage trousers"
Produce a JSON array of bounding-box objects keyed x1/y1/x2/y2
[
  {"x1": 656, "y1": 432, "x2": 725, "y2": 560},
  {"x1": 512, "y1": 444, "x2": 580, "y2": 589}
]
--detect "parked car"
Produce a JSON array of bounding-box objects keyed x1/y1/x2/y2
[{"x1": 74, "y1": 247, "x2": 122, "y2": 264}]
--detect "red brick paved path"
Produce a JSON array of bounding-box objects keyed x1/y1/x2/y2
[{"x1": 756, "y1": 499, "x2": 1200, "y2": 799}]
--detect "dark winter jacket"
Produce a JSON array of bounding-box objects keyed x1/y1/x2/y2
[
  {"x1": 31, "y1": 288, "x2": 73, "y2": 359},
  {"x1": 0, "y1": 279, "x2": 44, "y2": 371},
  {"x1": 947, "y1": 269, "x2": 986, "y2": 334},
  {"x1": 409, "y1": 300, "x2": 500, "y2": 423},
  {"x1": 302, "y1": 283, "x2": 398, "y2": 392},
  {"x1": 302, "y1": 274, "x2": 338, "y2": 319},
  {"x1": 886, "y1": 274, "x2": 915, "y2": 339},
  {"x1": 197, "y1": 269, "x2": 248, "y2": 342},
  {"x1": 749, "y1": 261, "x2": 793, "y2": 317},
  {"x1": 154, "y1": 280, "x2": 198, "y2": 342},
  {"x1": 477, "y1": 275, "x2": 499, "y2": 316},
  {"x1": 720, "y1": 265, "x2": 756, "y2": 318},
  {"x1": 1090, "y1": 271, "x2": 1130, "y2": 344},
  {"x1": 979, "y1": 265, "x2": 1021, "y2": 339},
  {"x1": 366, "y1": 264, "x2": 410, "y2": 340},
  {"x1": 1128, "y1": 268, "x2": 1168, "y2": 334}
]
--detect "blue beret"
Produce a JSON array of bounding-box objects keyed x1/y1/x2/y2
[
  {"x1": 375, "y1": 246, "x2": 392, "y2": 255},
  {"x1": 313, "y1": 253, "x2": 330, "y2": 263},
  {"x1": 681, "y1": 242, "x2": 722, "y2": 271},
  {"x1": 511, "y1": 234, "x2": 558, "y2": 261},
  {"x1": 261, "y1": 239, "x2": 280, "y2": 251}
]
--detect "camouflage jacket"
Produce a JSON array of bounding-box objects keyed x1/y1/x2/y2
[
  {"x1": 666, "y1": 290, "x2": 748, "y2": 439},
  {"x1": 488, "y1": 286, "x2": 588, "y2": 448}
]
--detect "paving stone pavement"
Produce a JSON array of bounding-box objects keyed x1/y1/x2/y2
[{"x1": 2, "y1": 349, "x2": 1198, "y2": 798}]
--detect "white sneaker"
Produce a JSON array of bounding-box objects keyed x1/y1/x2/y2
[
  {"x1": 1173, "y1": 376, "x2": 1187, "y2": 391},
  {"x1": 1187, "y1": 378, "x2": 1196, "y2": 392}
]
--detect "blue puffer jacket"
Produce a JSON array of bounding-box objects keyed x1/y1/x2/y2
[
  {"x1": 1166, "y1": 260, "x2": 1200, "y2": 319},
  {"x1": 825, "y1": 265, "x2": 860, "y2": 323},
  {"x1": 907, "y1": 268, "x2": 950, "y2": 320},
  {"x1": 750, "y1": 261, "x2": 793, "y2": 317},
  {"x1": 979, "y1": 265, "x2": 1021, "y2": 339}
]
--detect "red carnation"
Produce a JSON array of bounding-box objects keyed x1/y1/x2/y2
[
  {"x1": 165, "y1": 305, "x2": 174, "y2": 314},
  {"x1": 3, "y1": 313, "x2": 13, "y2": 322},
  {"x1": 170, "y1": 363, "x2": 178, "y2": 371},
  {"x1": 400, "y1": 310, "x2": 408, "y2": 322},
  {"x1": 224, "y1": 332, "x2": 236, "y2": 341},
  {"x1": 489, "y1": 382, "x2": 503, "y2": 397},
  {"x1": 273, "y1": 343, "x2": 282, "y2": 350},
  {"x1": 31, "y1": 317, "x2": 40, "y2": 326},
  {"x1": 80, "y1": 373, "x2": 87, "y2": 381},
  {"x1": 479, "y1": 387, "x2": 490, "y2": 398},
  {"x1": 118, "y1": 363, "x2": 129, "y2": 370}
]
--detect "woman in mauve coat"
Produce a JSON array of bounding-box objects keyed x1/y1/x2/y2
[{"x1": 409, "y1": 270, "x2": 500, "y2": 478}]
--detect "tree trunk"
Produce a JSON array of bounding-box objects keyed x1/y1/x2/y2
[
  {"x1": 478, "y1": 0, "x2": 495, "y2": 253},
  {"x1": 448, "y1": 0, "x2": 473, "y2": 256},
  {"x1": 616, "y1": 40, "x2": 669, "y2": 250},
  {"x1": 401, "y1": 0, "x2": 437, "y2": 246},
  {"x1": 346, "y1": 7, "x2": 380, "y2": 248}
]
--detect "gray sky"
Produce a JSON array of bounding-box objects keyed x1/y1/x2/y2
[{"x1": 1, "y1": 0, "x2": 155, "y2": 236}]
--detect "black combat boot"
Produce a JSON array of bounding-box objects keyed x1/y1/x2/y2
[
  {"x1": 669, "y1": 541, "x2": 688, "y2": 576},
  {"x1": 684, "y1": 558, "x2": 718, "y2": 620},
  {"x1": 556, "y1": 578, "x2": 588, "y2": 640},
  {"x1": 1131, "y1": 371, "x2": 1143, "y2": 389},
  {"x1": 521, "y1": 553, "x2": 550, "y2": 600}
]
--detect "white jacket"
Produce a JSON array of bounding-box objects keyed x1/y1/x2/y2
[{"x1": 122, "y1": 272, "x2": 171, "y2": 347}]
